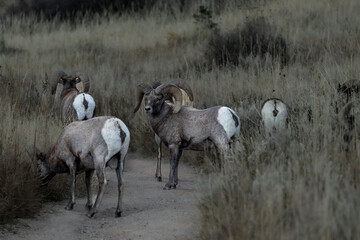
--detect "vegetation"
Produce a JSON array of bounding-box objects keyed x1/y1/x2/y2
[{"x1": 1, "y1": 0, "x2": 360, "y2": 238}]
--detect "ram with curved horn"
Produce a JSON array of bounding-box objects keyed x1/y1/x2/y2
[
  {"x1": 51, "y1": 70, "x2": 95, "y2": 126},
  {"x1": 134, "y1": 80, "x2": 240, "y2": 190},
  {"x1": 138, "y1": 79, "x2": 194, "y2": 181}
]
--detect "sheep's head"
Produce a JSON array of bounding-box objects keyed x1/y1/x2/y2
[
  {"x1": 36, "y1": 149, "x2": 56, "y2": 186},
  {"x1": 51, "y1": 70, "x2": 90, "y2": 94},
  {"x1": 134, "y1": 82, "x2": 183, "y2": 115}
]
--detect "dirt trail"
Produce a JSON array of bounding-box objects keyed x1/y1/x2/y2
[{"x1": 1, "y1": 155, "x2": 201, "y2": 240}]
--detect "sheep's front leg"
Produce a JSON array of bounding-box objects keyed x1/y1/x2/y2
[
  {"x1": 115, "y1": 164, "x2": 123, "y2": 217},
  {"x1": 155, "y1": 134, "x2": 162, "y2": 182},
  {"x1": 163, "y1": 145, "x2": 180, "y2": 190},
  {"x1": 85, "y1": 170, "x2": 94, "y2": 210},
  {"x1": 65, "y1": 163, "x2": 77, "y2": 210},
  {"x1": 87, "y1": 163, "x2": 107, "y2": 218},
  {"x1": 174, "y1": 150, "x2": 182, "y2": 185}
]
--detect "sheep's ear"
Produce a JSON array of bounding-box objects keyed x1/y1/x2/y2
[
  {"x1": 74, "y1": 77, "x2": 81, "y2": 84},
  {"x1": 70, "y1": 71, "x2": 90, "y2": 93},
  {"x1": 133, "y1": 83, "x2": 154, "y2": 115},
  {"x1": 58, "y1": 77, "x2": 65, "y2": 85}
]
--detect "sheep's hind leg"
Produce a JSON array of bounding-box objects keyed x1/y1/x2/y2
[
  {"x1": 86, "y1": 162, "x2": 107, "y2": 218},
  {"x1": 115, "y1": 158, "x2": 124, "y2": 218},
  {"x1": 85, "y1": 170, "x2": 94, "y2": 210},
  {"x1": 211, "y1": 134, "x2": 231, "y2": 168},
  {"x1": 65, "y1": 162, "x2": 77, "y2": 210}
]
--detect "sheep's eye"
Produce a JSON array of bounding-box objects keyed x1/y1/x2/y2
[{"x1": 157, "y1": 95, "x2": 163, "y2": 100}]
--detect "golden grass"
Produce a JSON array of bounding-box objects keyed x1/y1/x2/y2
[{"x1": 0, "y1": 0, "x2": 360, "y2": 238}]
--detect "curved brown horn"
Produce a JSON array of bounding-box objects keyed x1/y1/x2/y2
[
  {"x1": 168, "y1": 78, "x2": 194, "y2": 101},
  {"x1": 51, "y1": 70, "x2": 67, "y2": 94},
  {"x1": 70, "y1": 71, "x2": 90, "y2": 92},
  {"x1": 133, "y1": 83, "x2": 154, "y2": 114},
  {"x1": 155, "y1": 84, "x2": 183, "y2": 113}
]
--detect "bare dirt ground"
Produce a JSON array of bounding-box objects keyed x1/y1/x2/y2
[{"x1": 0, "y1": 155, "x2": 201, "y2": 240}]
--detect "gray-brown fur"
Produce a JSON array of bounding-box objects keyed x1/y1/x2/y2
[
  {"x1": 134, "y1": 82, "x2": 240, "y2": 190},
  {"x1": 36, "y1": 116, "x2": 130, "y2": 218}
]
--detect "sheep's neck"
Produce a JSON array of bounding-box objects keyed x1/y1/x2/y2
[
  {"x1": 60, "y1": 88, "x2": 78, "y2": 102},
  {"x1": 46, "y1": 145, "x2": 70, "y2": 174},
  {"x1": 149, "y1": 103, "x2": 173, "y2": 134}
]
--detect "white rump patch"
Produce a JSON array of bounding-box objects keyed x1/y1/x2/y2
[
  {"x1": 72, "y1": 93, "x2": 95, "y2": 120},
  {"x1": 101, "y1": 118, "x2": 130, "y2": 165},
  {"x1": 261, "y1": 99, "x2": 288, "y2": 136},
  {"x1": 217, "y1": 107, "x2": 240, "y2": 139}
]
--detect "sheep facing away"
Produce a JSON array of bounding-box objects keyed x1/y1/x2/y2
[
  {"x1": 134, "y1": 81, "x2": 240, "y2": 190},
  {"x1": 261, "y1": 98, "x2": 288, "y2": 137},
  {"x1": 51, "y1": 70, "x2": 95, "y2": 126},
  {"x1": 150, "y1": 79, "x2": 194, "y2": 182},
  {"x1": 36, "y1": 116, "x2": 130, "y2": 218}
]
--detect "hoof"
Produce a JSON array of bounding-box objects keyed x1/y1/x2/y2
[
  {"x1": 65, "y1": 204, "x2": 74, "y2": 210},
  {"x1": 86, "y1": 211, "x2": 95, "y2": 218},
  {"x1": 163, "y1": 183, "x2": 176, "y2": 190},
  {"x1": 85, "y1": 204, "x2": 93, "y2": 211},
  {"x1": 115, "y1": 211, "x2": 122, "y2": 218},
  {"x1": 155, "y1": 174, "x2": 162, "y2": 182}
]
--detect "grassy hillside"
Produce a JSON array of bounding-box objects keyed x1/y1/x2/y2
[{"x1": 1, "y1": 0, "x2": 360, "y2": 238}]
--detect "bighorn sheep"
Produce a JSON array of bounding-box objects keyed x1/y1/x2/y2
[
  {"x1": 51, "y1": 70, "x2": 95, "y2": 125},
  {"x1": 36, "y1": 116, "x2": 130, "y2": 218},
  {"x1": 151, "y1": 79, "x2": 194, "y2": 182},
  {"x1": 261, "y1": 98, "x2": 288, "y2": 137},
  {"x1": 134, "y1": 81, "x2": 240, "y2": 190}
]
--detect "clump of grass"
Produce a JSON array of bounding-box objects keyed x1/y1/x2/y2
[
  {"x1": 205, "y1": 17, "x2": 289, "y2": 67},
  {"x1": 0, "y1": 151, "x2": 41, "y2": 224},
  {"x1": 199, "y1": 134, "x2": 360, "y2": 239}
]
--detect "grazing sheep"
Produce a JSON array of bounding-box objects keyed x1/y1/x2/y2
[
  {"x1": 134, "y1": 82, "x2": 240, "y2": 190},
  {"x1": 261, "y1": 98, "x2": 288, "y2": 137},
  {"x1": 36, "y1": 116, "x2": 130, "y2": 218},
  {"x1": 51, "y1": 70, "x2": 95, "y2": 126},
  {"x1": 152, "y1": 79, "x2": 194, "y2": 182}
]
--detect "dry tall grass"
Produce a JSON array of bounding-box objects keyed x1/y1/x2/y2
[{"x1": 0, "y1": 0, "x2": 359, "y2": 238}]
